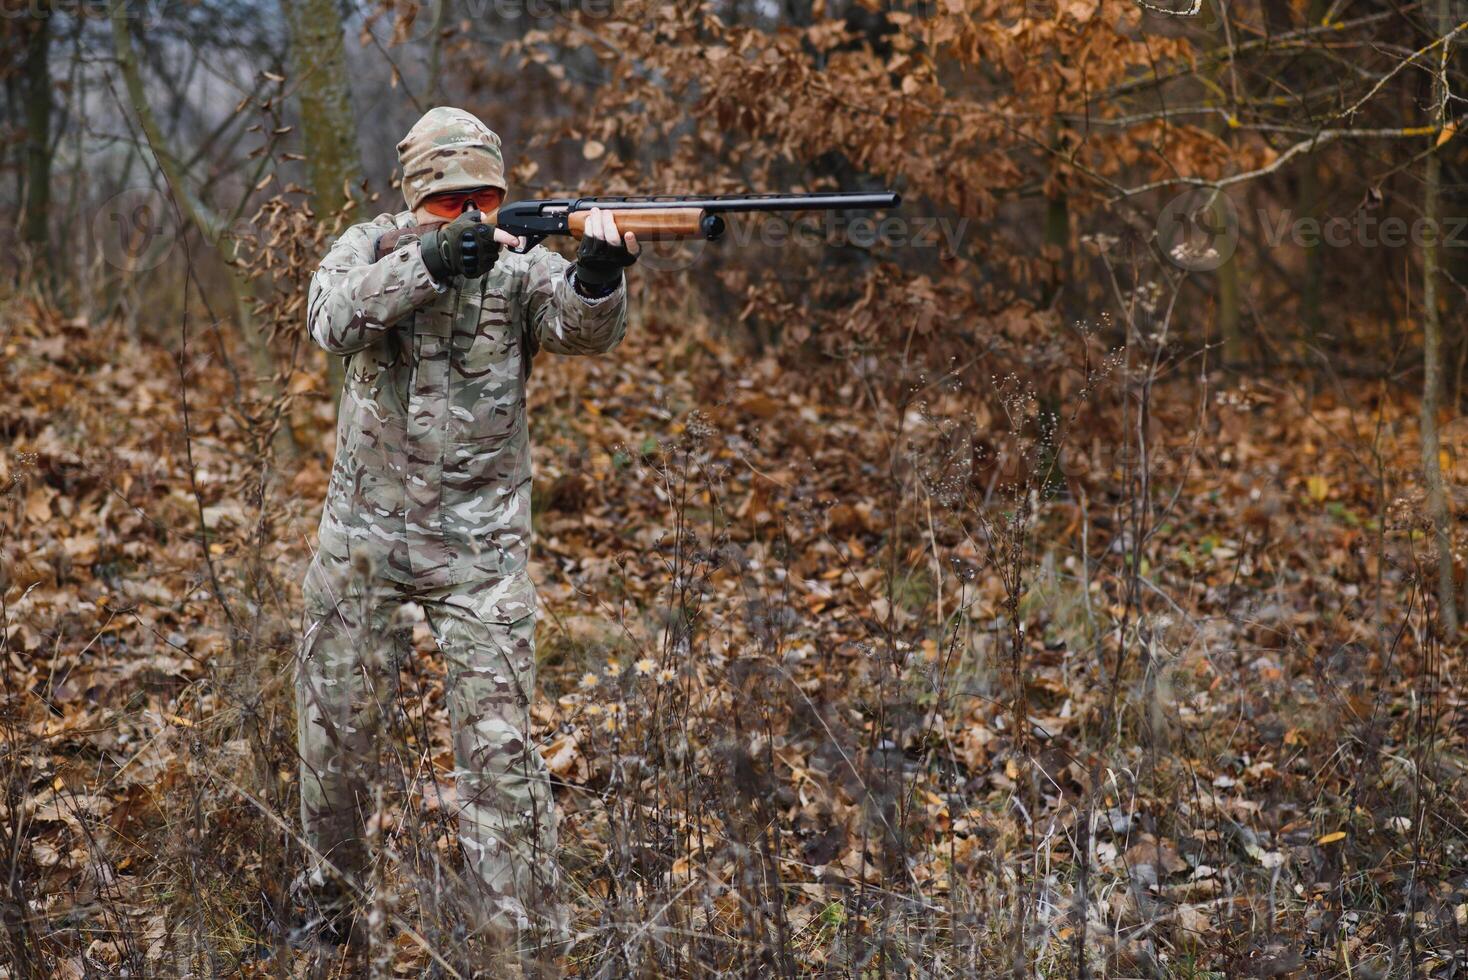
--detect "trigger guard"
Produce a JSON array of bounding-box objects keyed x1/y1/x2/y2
[{"x1": 506, "y1": 231, "x2": 545, "y2": 254}]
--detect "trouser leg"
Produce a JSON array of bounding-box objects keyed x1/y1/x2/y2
[
  {"x1": 422, "y1": 587, "x2": 566, "y2": 948},
  {"x1": 295, "y1": 560, "x2": 407, "y2": 891}
]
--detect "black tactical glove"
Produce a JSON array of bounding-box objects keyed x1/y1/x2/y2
[
  {"x1": 420, "y1": 210, "x2": 500, "y2": 281},
  {"x1": 573, "y1": 234, "x2": 639, "y2": 292}
]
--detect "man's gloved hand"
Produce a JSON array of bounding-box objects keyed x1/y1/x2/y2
[
  {"x1": 574, "y1": 207, "x2": 640, "y2": 294},
  {"x1": 420, "y1": 210, "x2": 500, "y2": 282}
]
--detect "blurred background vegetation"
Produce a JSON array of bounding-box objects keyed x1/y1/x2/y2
[{"x1": 1, "y1": 0, "x2": 1465, "y2": 975}]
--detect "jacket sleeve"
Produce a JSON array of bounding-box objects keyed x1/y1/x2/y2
[
  {"x1": 306, "y1": 219, "x2": 443, "y2": 355},
  {"x1": 520, "y1": 246, "x2": 628, "y2": 356}
]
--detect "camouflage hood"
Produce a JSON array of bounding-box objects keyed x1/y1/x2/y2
[{"x1": 397, "y1": 106, "x2": 507, "y2": 212}]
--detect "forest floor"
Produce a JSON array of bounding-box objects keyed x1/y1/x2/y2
[{"x1": 2, "y1": 303, "x2": 1465, "y2": 977}]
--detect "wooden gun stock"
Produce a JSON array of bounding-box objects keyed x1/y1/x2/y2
[{"x1": 566, "y1": 207, "x2": 706, "y2": 241}]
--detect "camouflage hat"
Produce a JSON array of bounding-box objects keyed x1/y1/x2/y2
[{"x1": 397, "y1": 107, "x2": 507, "y2": 212}]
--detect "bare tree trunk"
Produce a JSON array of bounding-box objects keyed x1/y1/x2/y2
[
  {"x1": 281, "y1": 0, "x2": 361, "y2": 399},
  {"x1": 1421, "y1": 0, "x2": 1459, "y2": 636},
  {"x1": 426, "y1": 0, "x2": 447, "y2": 105},
  {"x1": 1297, "y1": 0, "x2": 1330, "y2": 346},
  {"x1": 22, "y1": 2, "x2": 53, "y2": 257},
  {"x1": 281, "y1": 0, "x2": 361, "y2": 218},
  {"x1": 1203, "y1": 0, "x2": 1243, "y2": 368},
  {"x1": 1044, "y1": 126, "x2": 1069, "y2": 312},
  {"x1": 1215, "y1": 211, "x2": 1242, "y2": 366},
  {"x1": 1298, "y1": 162, "x2": 1322, "y2": 342}
]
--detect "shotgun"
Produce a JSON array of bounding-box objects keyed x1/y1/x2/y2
[{"x1": 373, "y1": 191, "x2": 901, "y2": 260}]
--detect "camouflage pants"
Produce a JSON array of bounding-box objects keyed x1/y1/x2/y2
[{"x1": 295, "y1": 558, "x2": 566, "y2": 946}]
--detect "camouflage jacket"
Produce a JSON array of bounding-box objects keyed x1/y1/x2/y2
[{"x1": 306, "y1": 210, "x2": 627, "y2": 591}]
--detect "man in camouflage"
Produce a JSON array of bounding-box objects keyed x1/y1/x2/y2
[{"x1": 295, "y1": 106, "x2": 637, "y2": 965}]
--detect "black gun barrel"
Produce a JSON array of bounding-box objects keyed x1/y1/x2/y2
[
  {"x1": 493, "y1": 191, "x2": 900, "y2": 252},
  {"x1": 569, "y1": 191, "x2": 900, "y2": 213}
]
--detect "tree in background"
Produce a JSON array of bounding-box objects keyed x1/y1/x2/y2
[
  {"x1": 280, "y1": 0, "x2": 362, "y2": 398},
  {"x1": 20, "y1": 0, "x2": 51, "y2": 256},
  {"x1": 280, "y1": 0, "x2": 360, "y2": 220}
]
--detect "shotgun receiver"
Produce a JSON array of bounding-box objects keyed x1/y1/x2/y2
[{"x1": 374, "y1": 191, "x2": 901, "y2": 259}]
